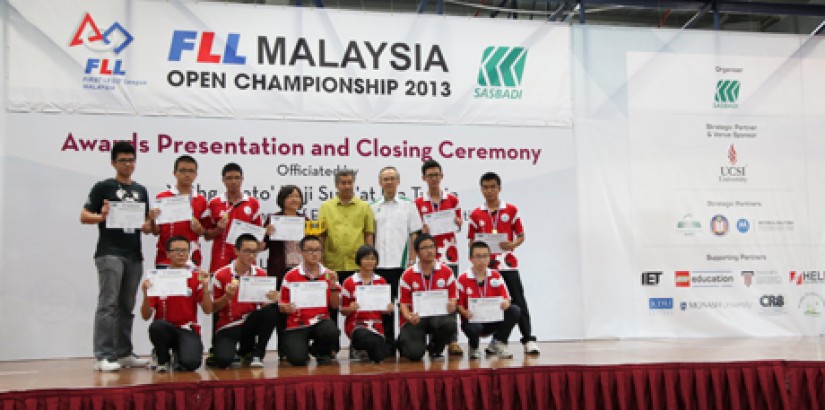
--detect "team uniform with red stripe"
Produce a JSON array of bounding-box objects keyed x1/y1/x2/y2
[
  {"x1": 280, "y1": 264, "x2": 341, "y2": 330},
  {"x1": 414, "y1": 191, "x2": 461, "y2": 266},
  {"x1": 467, "y1": 201, "x2": 524, "y2": 270},
  {"x1": 153, "y1": 188, "x2": 208, "y2": 267},
  {"x1": 398, "y1": 262, "x2": 457, "y2": 327},
  {"x1": 455, "y1": 268, "x2": 511, "y2": 320},
  {"x1": 212, "y1": 263, "x2": 268, "y2": 331},
  {"x1": 147, "y1": 268, "x2": 205, "y2": 334},
  {"x1": 204, "y1": 193, "x2": 262, "y2": 273},
  {"x1": 341, "y1": 274, "x2": 388, "y2": 337}
]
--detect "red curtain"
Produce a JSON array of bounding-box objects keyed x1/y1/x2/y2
[{"x1": 1, "y1": 361, "x2": 809, "y2": 410}]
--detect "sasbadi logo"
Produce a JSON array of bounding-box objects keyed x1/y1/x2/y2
[
  {"x1": 714, "y1": 79, "x2": 740, "y2": 109},
  {"x1": 710, "y1": 214, "x2": 729, "y2": 236},
  {"x1": 676, "y1": 214, "x2": 702, "y2": 236},
  {"x1": 474, "y1": 46, "x2": 527, "y2": 100}
]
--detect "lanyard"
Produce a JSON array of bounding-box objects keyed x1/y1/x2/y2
[
  {"x1": 476, "y1": 271, "x2": 490, "y2": 297},
  {"x1": 419, "y1": 269, "x2": 435, "y2": 291},
  {"x1": 486, "y1": 207, "x2": 501, "y2": 233}
]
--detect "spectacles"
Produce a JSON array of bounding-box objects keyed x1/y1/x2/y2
[
  {"x1": 302, "y1": 248, "x2": 323, "y2": 254},
  {"x1": 419, "y1": 245, "x2": 436, "y2": 251},
  {"x1": 168, "y1": 248, "x2": 189, "y2": 254},
  {"x1": 239, "y1": 249, "x2": 258, "y2": 255},
  {"x1": 424, "y1": 173, "x2": 442, "y2": 179},
  {"x1": 115, "y1": 158, "x2": 136, "y2": 164}
]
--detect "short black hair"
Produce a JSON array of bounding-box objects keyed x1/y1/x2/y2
[
  {"x1": 300, "y1": 235, "x2": 322, "y2": 251},
  {"x1": 334, "y1": 168, "x2": 356, "y2": 185},
  {"x1": 276, "y1": 185, "x2": 303, "y2": 210},
  {"x1": 355, "y1": 245, "x2": 379, "y2": 266},
  {"x1": 222, "y1": 162, "x2": 243, "y2": 177},
  {"x1": 421, "y1": 160, "x2": 442, "y2": 176},
  {"x1": 234, "y1": 233, "x2": 258, "y2": 249},
  {"x1": 480, "y1": 172, "x2": 501, "y2": 187},
  {"x1": 166, "y1": 235, "x2": 190, "y2": 251},
  {"x1": 174, "y1": 155, "x2": 198, "y2": 172},
  {"x1": 413, "y1": 233, "x2": 435, "y2": 252},
  {"x1": 111, "y1": 141, "x2": 136, "y2": 162},
  {"x1": 469, "y1": 241, "x2": 490, "y2": 257}
]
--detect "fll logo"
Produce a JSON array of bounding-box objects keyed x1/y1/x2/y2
[
  {"x1": 474, "y1": 46, "x2": 527, "y2": 100},
  {"x1": 714, "y1": 80, "x2": 740, "y2": 109},
  {"x1": 69, "y1": 13, "x2": 134, "y2": 76}
]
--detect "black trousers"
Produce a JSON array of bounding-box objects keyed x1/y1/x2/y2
[
  {"x1": 330, "y1": 270, "x2": 356, "y2": 352},
  {"x1": 282, "y1": 318, "x2": 340, "y2": 366},
  {"x1": 460, "y1": 304, "x2": 521, "y2": 349},
  {"x1": 148, "y1": 320, "x2": 203, "y2": 370},
  {"x1": 500, "y1": 270, "x2": 536, "y2": 343},
  {"x1": 397, "y1": 315, "x2": 457, "y2": 361},
  {"x1": 212, "y1": 304, "x2": 278, "y2": 368},
  {"x1": 350, "y1": 327, "x2": 390, "y2": 363},
  {"x1": 375, "y1": 267, "x2": 404, "y2": 349}
]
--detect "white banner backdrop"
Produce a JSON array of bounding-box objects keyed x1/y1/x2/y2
[{"x1": 7, "y1": 0, "x2": 571, "y2": 126}]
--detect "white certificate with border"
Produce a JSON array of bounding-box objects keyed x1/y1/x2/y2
[
  {"x1": 424, "y1": 210, "x2": 457, "y2": 236},
  {"x1": 146, "y1": 269, "x2": 189, "y2": 297},
  {"x1": 290, "y1": 281, "x2": 328, "y2": 308},
  {"x1": 270, "y1": 215, "x2": 305, "y2": 241},
  {"x1": 237, "y1": 276, "x2": 277, "y2": 303},
  {"x1": 106, "y1": 201, "x2": 146, "y2": 229},
  {"x1": 468, "y1": 297, "x2": 504, "y2": 323},
  {"x1": 226, "y1": 219, "x2": 266, "y2": 244},
  {"x1": 412, "y1": 289, "x2": 449, "y2": 317},
  {"x1": 475, "y1": 233, "x2": 508, "y2": 254},
  {"x1": 356, "y1": 284, "x2": 391, "y2": 311},
  {"x1": 155, "y1": 195, "x2": 192, "y2": 224}
]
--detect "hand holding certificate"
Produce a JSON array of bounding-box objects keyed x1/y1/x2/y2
[
  {"x1": 468, "y1": 297, "x2": 504, "y2": 323},
  {"x1": 412, "y1": 289, "x2": 449, "y2": 317},
  {"x1": 356, "y1": 284, "x2": 391, "y2": 311},
  {"x1": 225, "y1": 219, "x2": 266, "y2": 244},
  {"x1": 146, "y1": 269, "x2": 190, "y2": 297},
  {"x1": 423, "y1": 210, "x2": 458, "y2": 236},
  {"x1": 290, "y1": 281, "x2": 328, "y2": 308},
  {"x1": 154, "y1": 195, "x2": 192, "y2": 224},
  {"x1": 269, "y1": 215, "x2": 305, "y2": 241},
  {"x1": 237, "y1": 276, "x2": 278, "y2": 303},
  {"x1": 106, "y1": 201, "x2": 146, "y2": 229},
  {"x1": 475, "y1": 233, "x2": 508, "y2": 254}
]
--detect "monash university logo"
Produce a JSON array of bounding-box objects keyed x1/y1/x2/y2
[
  {"x1": 714, "y1": 80, "x2": 740, "y2": 109},
  {"x1": 474, "y1": 46, "x2": 527, "y2": 100}
]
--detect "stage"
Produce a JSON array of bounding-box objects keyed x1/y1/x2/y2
[{"x1": 2, "y1": 337, "x2": 825, "y2": 409}]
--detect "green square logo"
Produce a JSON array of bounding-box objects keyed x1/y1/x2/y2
[
  {"x1": 477, "y1": 46, "x2": 528, "y2": 88},
  {"x1": 715, "y1": 80, "x2": 740, "y2": 104}
]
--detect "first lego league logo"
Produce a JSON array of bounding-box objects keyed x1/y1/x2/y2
[{"x1": 68, "y1": 12, "x2": 147, "y2": 90}]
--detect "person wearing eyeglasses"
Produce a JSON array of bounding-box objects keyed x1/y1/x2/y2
[
  {"x1": 279, "y1": 235, "x2": 341, "y2": 366},
  {"x1": 209, "y1": 234, "x2": 278, "y2": 368},
  {"x1": 80, "y1": 141, "x2": 153, "y2": 372},
  {"x1": 140, "y1": 236, "x2": 213, "y2": 372}
]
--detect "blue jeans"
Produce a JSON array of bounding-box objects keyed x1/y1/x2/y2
[{"x1": 93, "y1": 255, "x2": 143, "y2": 360}]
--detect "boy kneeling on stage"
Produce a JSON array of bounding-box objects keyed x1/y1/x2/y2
[
  {"x1": 397, "y1": 234, "x2": 458, "y2": 361},
  {"x1": 341, "y1": 245, "x2": 394, "y2": 363},
  {"x1": 210, "y1": 234, "x2": 279, "y2": 368},
  {"x1": 279, "y1": 235, "x2": 341, "y2": 365},
  {"x1": 140, "y1": 236, "x2": 211, "y2": 372},
  {"x1": 457, "y1": 241, "x2": 521, "y2": 359}
]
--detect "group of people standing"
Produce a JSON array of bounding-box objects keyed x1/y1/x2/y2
[{"x1": 81, "y1": 141, "x2": 540, "y2": 372}]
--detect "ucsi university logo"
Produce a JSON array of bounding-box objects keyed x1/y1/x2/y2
[{"x1": 69, "y1": 13, "x2": 134, "y2": 76}]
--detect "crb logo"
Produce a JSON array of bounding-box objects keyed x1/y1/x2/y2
[{"x1": 760, "y1": 295, "x2": 784, "y2": 308}]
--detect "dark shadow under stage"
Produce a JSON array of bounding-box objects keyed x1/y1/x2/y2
[{"x1": 3, "y1": 337, "x2": 825, "y2": 409}]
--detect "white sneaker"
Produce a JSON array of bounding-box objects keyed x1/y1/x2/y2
[
  {"x1": 250, "y1": 356, "x2": 264, "y2": 368},
  {"x1": 155, "y1": 363, "x2": 169, "y2": 373},
  {"x1": 93, "y1": 359, "x2": 121, "y2": 372},
  {"x1": 468, "y1": 348, "x2": 481, "y2": 360},
  {"x1": 485, "y1": 340, "x2": 513, "y2": 359},
  {"x1": 523, "y1": 341, "x2": 541, "y2": 355},
  {"x1": 117, "y1": 354, "x2": 149, "y2": 368}
]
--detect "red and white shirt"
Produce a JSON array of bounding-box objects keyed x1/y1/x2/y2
[
  {"x1": 280, "y1": 263, "x2": 341, "y2": 330},
  {"x1": 399, "y1": 262, "x2": 457, "y2": 327},
  {"x1": 148, "y1": 268, "x2": 205, "y2": 334},
  {"x1": 154, "y1": 188, "x2": 209, "y2": 267},
  {"x1": 468, "y1": 201, "x2": 524, "y2": 270},
  {"x1": 204, "y1": 193, "x2": 262, "y2": 273},
  {"x1": 212, "y1": 262, "x2": 268, "y2": 332},
  {"x1": 341, "y1": 273, "x2": 388, "y2": 338},
  {"x1": 456, "y1": 268, "x2": 510, "y2": 324},
  {"x1": 414, "y1": 191, "x2": 461, "y2": 265}
]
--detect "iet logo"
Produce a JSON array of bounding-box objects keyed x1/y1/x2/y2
[
  {"x1": 69, "y1": 13, "x2": 133, "y2": 76},
  {"x1": 168, "y1": 31, "x2": 247, "y2": 64}
]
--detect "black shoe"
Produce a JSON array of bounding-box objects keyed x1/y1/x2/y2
[{"x1": 316, "y1": 355, "x2": 333, "y2": 365}]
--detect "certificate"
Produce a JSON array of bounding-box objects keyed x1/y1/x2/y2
[
  {"x1": 290, "y1": 281, "x2": 328, "y2": 308},
  {"x1": 423, "y1": 210, "x2": 457, "y2": 236},
  {"x1": 475, "y1": 233, "x2": 508, "y2": 254},
  {"x1": 356, "y1": 284, "x2": 391, "y2": 311},
  {"x1": 146, "y1": 269, "x2": 190, "y2": 297},
  {"x1": 269, "y1": 215, "x2": 305, "y2": 241},
  {"x1": 154, "y1": 195, "x2": 192, "y2": 224},
  {"x1": 225, "y1": 219, "x2": 266, "y2": 244},
  {"x1": 237, "y1": 276, "x2": 277, "y2": 303},
  {"x1": 468, "y1": 297, "x2": 504, "y2": 323},
  {"x1": 106, "y1": 201, "x2": 146, "y2": 229},
  {"x1": 412, "y1": 289, "x2": 449, "y2": 317}
]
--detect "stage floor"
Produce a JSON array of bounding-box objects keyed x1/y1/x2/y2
[{"x1": 2, "y1": 337, "x2": 825, "y2": 393}]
